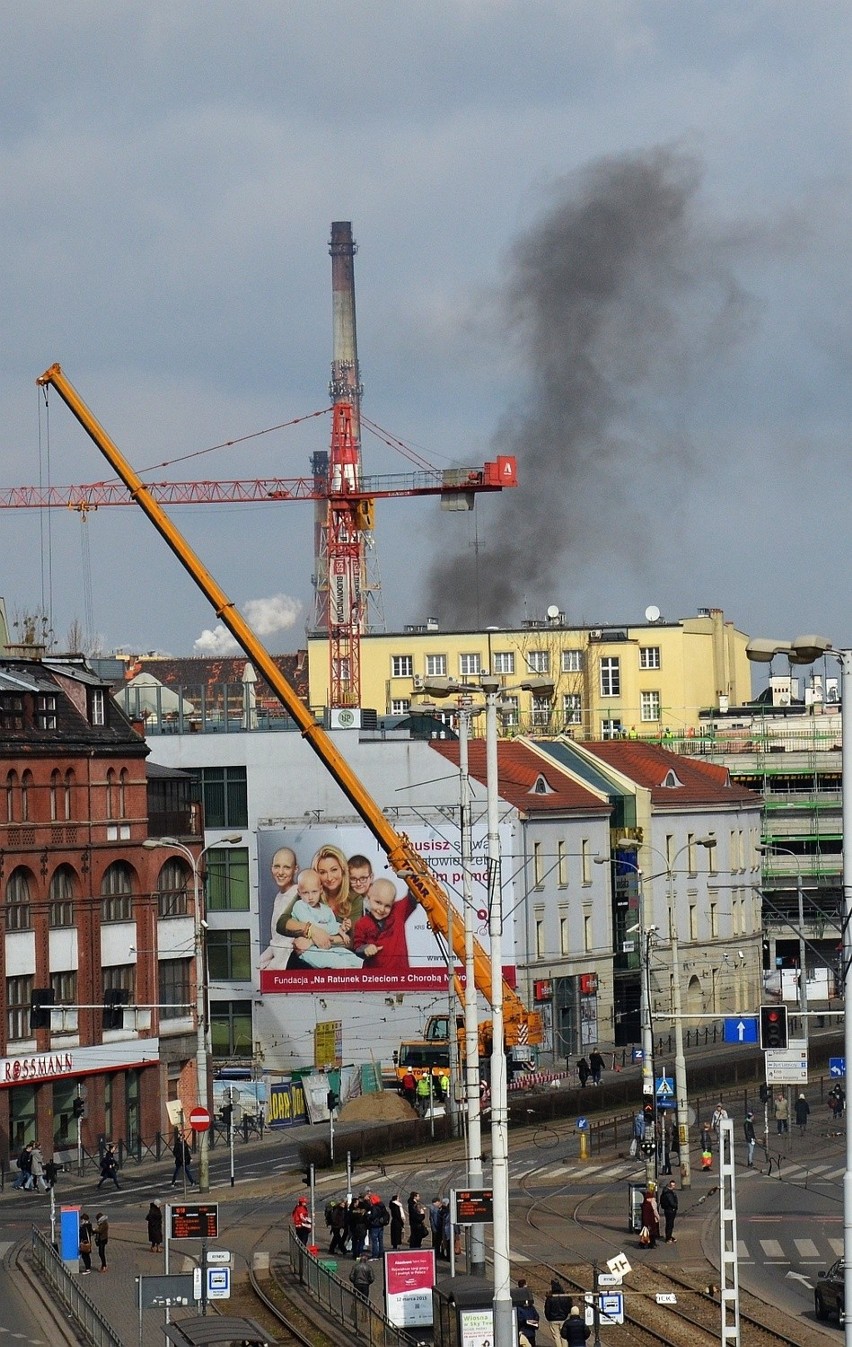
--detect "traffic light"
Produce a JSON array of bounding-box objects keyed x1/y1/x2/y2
[
  {"x1": 30, "y1": 988, "x2": 55, "y2": 1031},
  {"x1": 642, "y1": 1099, "x2": 655, "y2": 1129},
  {"x1": 72, "y1": 1096, "x2": 85, "y2": 1119},
  {"x1": 759, "y1": 1004, "x2": 788, "y2": 1050},
  {"x1": 327, "y1": 1090, "x2": 339, "y2": 1113},
  {"x1": 759, "y1": 1083, "x2": 770, "y2": 1104}
]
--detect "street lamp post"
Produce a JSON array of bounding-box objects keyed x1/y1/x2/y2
[
  {"x1": 143, "y1": 833, "x2": 243, "y2": 1193},
  {"x1": 458, "y1": 703, "x2": 487, "y2": 1277},
  {"x1": 747, "y1": 634, "x2": 852, "y2": 1347},
  {"x1": 616, "y1": 835, "x2": 716, "y2": 1189},
  {"x1": 416, "y1": 672, "x2": 553, "y2": 1347}
]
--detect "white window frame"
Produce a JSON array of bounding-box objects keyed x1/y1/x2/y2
[
  {"x1": 391, "y1": 698, "x2": 411, "y2": 715},
  {"x1": 640, "y1": 691, "x2": 661, "y2": 722},
  {"x1": 563, "y1": 692, "x2": 582, "y2": 725},
  {"x1": 459, "y1": 652, "x2": 482, "y2": 677},
  {"x1": 526, "y1": 650, "x2": 550, "y2": 675},
  {"x1": 639, "y1": 646, "x2": 661, "y2": 670},
  {"x1": 391, "y1": 655, "x2": 414, "y2": 678},
  {"x1": 600, "y1": 657, "x2": 620, "y2": 697},
  {"x1": 561, "y1": 649, "x2": 583, "y2": 673},
  {"x1": 501, "y1": 695, "x2": 519, "y2": 727},
  {"x1": 601, "y1": 718, "x2": 622, "y2": 740},
  {"x1": 492, "y1": 651, "x2": 515, "y2": 675},
  {"x1": 424, "y1": 654, "x2": 447, "y2": 678}
]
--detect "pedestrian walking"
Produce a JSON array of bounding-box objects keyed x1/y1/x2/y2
[
  {"x1": 78, "y1": 1211, "x2": 94, "y2": 1274},
  {"x1": 743, "y1": 1111, "x2": 757, "y2": 1167},
  {"x1": 794, "y1": 1093, "x2": 810, "y2": 1134},
  {"x1": 407, "y1": 1191, "x2": 427, "y2": 1248},
  {"x1": 389, "y1": 1193, "x2": 406, "y2": 1250},
  {"x1": 629, "y1": 1111, "x2": 645, "y2": 1159},
  {"x1": 588, "y1": 1050, "x2": 605, "y2": 1086},
  {"x1": 146, "y1": 1200, "x2": 163, "y2": 1252},
  {"x1": 292, "y1": 1196, "x2": 312, "y2": 1246},
  {"x1": 560, "y1": 1306, "x2": 590, "y2": 1344},
  {"x1": 700, "y1": 1120, "x2": 712, "y2": 1154},
  {"x1": 94, "y1": 1212, "x2": 109, "y2": 1271},
  {"x1": 512, "y1": 1277, "x2": 535, "y2": 1306},
  {"x1": 416, "y1": 1074, "x2": 432, "y2": 1116},
  {"x1": 170, "y1": 1136, "x2": 195, "y2": 1188},
  {"x1": 660, "y1": 1180, "x2": 678, "y2": 1243},
  {"x1": 327, "y1": 1199, "x2": 349, "y2": 1255},
  {"x1": 517, "y1": 1299, "x2": 540, "y2": 1347},
  {"x1": 350, "y1": 1251, "x2": 374, "y2": 1299},
  {"x1": 429, "y1": 1196, "x2": 444, "y2": 1255},
  {"x1": 30, "y1": 1143, "x2": 47, "y2": 1192},
  {"x1": 544, "y1": 1280, "x2": 573, "y2": 1347},
  {"x1": 576, "y1": 1057, "x2": 590, "y2": 1088},
  {"x1": 711, "y1": 1100, "x2": 728, "y2": 1136},
  {"x1": 13, "y1": 1142, "x2": 34, "y2": 1190},
  {"x1": 774, "y1": 1093, "x2": 789, "y2": 1135},
  {"x1": 97, "y1": 1143, "x2": 121, "y2": 1190},
  {"x1": 44, "y1": 1157, "x2": 59, "y2": 1190},
  {"x1": 639, "y1": 1188, "x2": 660, "y2": 1248}
]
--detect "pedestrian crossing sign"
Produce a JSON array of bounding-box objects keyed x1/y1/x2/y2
[{"x1": 655, "y1": 1077, "x2": 674, "y2": 1097}]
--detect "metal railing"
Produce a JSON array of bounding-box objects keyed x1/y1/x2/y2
[
  {"x1": 288, "y1": 1229, "x2": 423, "y2": 1347},
  {"x1": 31, "y1": 1225, "x2": 123, "y2": 1347}
]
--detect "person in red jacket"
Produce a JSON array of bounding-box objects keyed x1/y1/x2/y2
[
  {"x1": 352, "y1": 879, "x2": 417, "y2": 972},
  {"x1": 292, "y1": 1196, "x2": 312, "y2": 1245}
]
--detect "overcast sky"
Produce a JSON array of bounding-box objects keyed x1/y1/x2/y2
[{"x1": 1, "y1": 3, "x2": 850, "y2": 672}]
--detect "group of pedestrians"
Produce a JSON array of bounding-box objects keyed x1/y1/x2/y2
[
  {"x1": 12, "y1": 1141, "x2": 57, "y2": 1192},
  {"x1": 78, "y1": 1211, "x2": 109, "y2": 1273},
  {"x1": 638, "y1": 1180, "x2": 679, "y2": 1249},
  {"x1": 314, "y1": 1188, "x2": 459, "y2": 1263},
  {"x1": 513, "y1": 1278, "x2": 593, "y2": 1346},
  {"x1": 575, "y1": 1051, "x2": 605, "y2": 1087}
]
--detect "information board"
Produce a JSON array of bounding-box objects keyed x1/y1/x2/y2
[
  {"x1": 169, "y1": 1203, "x2": 219, "y2": 1240},
  {"x1": 452, "y1": 1189, "x2": 494, "y2": 1223}
]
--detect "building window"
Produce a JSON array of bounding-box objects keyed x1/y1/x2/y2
[
  {"x1": 106, "y1": 768, "x2": 117, "y2": 820},
  {"x1": 562, "y1": 649, "x2": 583, "y2": 673},
  {"x1": 156, "y1": 858, "x2": 190, "y2": 918},
  {"x1": 103, "y1": 964, "x2": 134, "y2": 1011},
  {"x1": 535, "y1": 917, "x2": 545, "y2": 959},
  {"x1": 391, "y1": 655, "x2": 413, "y2": 678},
  {"x1": 207, "y1": 848, "x2": 250, "y2": 912},
  {"x1": 35, "y1": 694, "x2": 57, "y2": 729},
  {"x1": 531, "y1": 694, "x2": 551, "y2": 727},
  {"x1": 639, "y1": 647, "x2": 661, "y2": 670},
  {"x1": 581, "y1": 840, "x2": 591, "y2": 885},
  {"x1": 533, "y1": 842, "x2": 544, "y2": 888},
  {"x1": 600, "y1": 657, "x2": 620, "y2": 697},
  {"x1": 601, "y1": 718, "x2": 623, "y2": 740},
  {"x1": 689, "y1": 905, "x2": 698, "y2": 940},
  {"x1": 501, "y1": 696, "x2": 519, "y2": 727},
  {"x1": 6, "y1": 868, "x2": 32, "y2": 931},
  {"x1": 562, "y1": 693, "x2": 582, "y2": 725},
  {"x1": 158, "y1": 959, "x2": 191, "y2": 1021},
  {"x1": 6, "y1": 975, "x2": 33, "y2": 1041},
  {"x1": 50, "y1": 969, "x2": 77, "y2": 1012},
  {"x1": 119, "y1": 768, "x2": 128, "y2": 818},
  {"x1": 425, "y1": 654, "x2": 447, "y2": 678},
  {"x1": 391, "y1": 699, "x2": 411, "y2": 715},
  {"x1": 710, "y1": 902, "x2": 718, "y2": 938},
  {"x1": 210, "y1": 999, "x2": 253, "y2": 1058},
  {"x1": 64, "y1": 769, "x2": 75, "y2": 821},
  {"x1": 194, "y1": 767, "x2": 248, "y2": 830},
  {"x1": 458, "y1": 653, "x2": 481, "y2": 677},
  {"x1": 50, "y1": 769, "x2": 60, "y2": 821},
  {"x1": 0, "y1": 696, "x2": 23, "y2": 730},
  {"x1": 101, "y1": 861, "x2": 134, "y2": 922},
  {"x1": 584, "y1": 912, "x2": 592, "y2": 952},
  {"x1": 49, "y1": 864, "x2": 75, "y2": 927},
  {"x1": 207, "y1": 929, "x2": 252, "y2": 981},
  {"x1": 559, "y1": 913, "x2": 569, "y2": 954},
  {"x1": 492, "y1": 651, "x2": 515, "y2": 675},
  {"x1": 557, "y1": 840, "x2": 568, "y2": 887},
  {"x1": 640, "y1": 691, "x2": 661, "y2": 722},
  {"x1": 5, "y1": 770, "x2": 17, "y2": 821},
  {"x1": 20, "y1": 770, "x2": 32, "y2": 822},
  {"x1": 526, "y1": 650, "x2": 550, "y2": 675},
  {"x1": 90, "y1": 688, "x2": 106, "y2": 726}
]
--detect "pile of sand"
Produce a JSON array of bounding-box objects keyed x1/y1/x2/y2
[{"x1": 339, "y1": 1092, "x2": 415, "y2": 1123}]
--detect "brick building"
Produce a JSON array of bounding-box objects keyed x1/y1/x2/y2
[{"x1": 0, "y1": 656, "x2": 201, "y2": 1162}]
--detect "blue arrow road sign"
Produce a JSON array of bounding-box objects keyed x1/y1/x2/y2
[
  {"x1": 577, "y1": 1116, "x2": 589, "y2": 1131},
  {"x1": 723, "y1": 1016, "x2": 758, "y2": 1045},
  {"x1": 830, "y1": 1058, "x2": 846, "y2": 1077}
]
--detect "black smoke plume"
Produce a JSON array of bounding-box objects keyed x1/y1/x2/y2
[{"x1": 426, "y1": 146, "x2": 753, "y2": 627}]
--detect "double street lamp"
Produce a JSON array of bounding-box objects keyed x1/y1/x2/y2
[
  {"x1": 144, "y1": 833, "x2": 243, "y2": 1193},
  {"x1": 747, "y1": 633, "x2": 852, "y2": 1347},
  {"x1": 416, "y1": 672, "x2": 553, "y2": 1347}
]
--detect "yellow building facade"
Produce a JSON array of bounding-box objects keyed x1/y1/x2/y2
[{"x1": 308, "y1": 606, "x2": 753, "y2": 738}]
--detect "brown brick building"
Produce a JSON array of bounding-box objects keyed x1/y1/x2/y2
[{"x1": 0, "y1": 656, "x2": 202, "y2": 1163}]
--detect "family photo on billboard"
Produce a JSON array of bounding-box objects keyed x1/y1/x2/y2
[{"x1": 257, "y1": 823, "x2": 504, "y2": 994}]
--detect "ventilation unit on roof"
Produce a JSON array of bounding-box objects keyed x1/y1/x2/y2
[{"x1": 589, "y1": 629, "x2": 603, "y2": 640}]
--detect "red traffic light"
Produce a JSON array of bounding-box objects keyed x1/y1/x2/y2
[{"x1": 759, "y1": 1003, "x2": 788, "y2": 1049}]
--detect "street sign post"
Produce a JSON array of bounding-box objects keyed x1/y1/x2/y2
[
  {"x1": 765, "y1": 1043, "x2": 808, "y2": 1086},
  {"x1": 189, "y1": 1106, "x2": 211, "y2": 1132},
  {"x1": 830, "y1": 1057, "x2": 846, "y2": 1078},
  {"x1": 724, "y1": 1016, "x2": 758, "y2": 1045}
]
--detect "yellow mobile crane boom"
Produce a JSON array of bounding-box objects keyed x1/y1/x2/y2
[{"x1": 37, "y1": 364, "x2": 542, "y2": 1050}]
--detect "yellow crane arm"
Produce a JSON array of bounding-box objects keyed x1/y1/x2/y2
[{"x1": 37, "y1": 364, "x2": 540, "y2": 1044}]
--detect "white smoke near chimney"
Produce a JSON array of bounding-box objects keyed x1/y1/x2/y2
[{"x1": 193, "y1": 594, "x2": 302, "y2": 654}]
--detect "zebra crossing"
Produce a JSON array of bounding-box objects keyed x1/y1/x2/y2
[
  {"x1": 508, "y1": 1154, "x2": 849, "y2": 1187},
  {"x1": 736, "y1": 1234, "x2": 843, "y2": 1266}
]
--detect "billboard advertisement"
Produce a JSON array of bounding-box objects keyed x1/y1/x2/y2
[{"x1": 257, "y1": 821, "x2": 514, "y2": 995}]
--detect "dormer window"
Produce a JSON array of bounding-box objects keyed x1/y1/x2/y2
[
  {"x1": 90, "y1": 688, "x2": 106, "y2": 727},
  {"x1": 530, "y1": 774, "x2": 555, "y2": 796},
  {"x1": 661, "y1": 769, "x2": 683, "y2": 788}
]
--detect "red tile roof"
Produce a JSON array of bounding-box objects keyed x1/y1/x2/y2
[
  {"x1": 113, "y1": 652, "x2": 309, "y2": 706},
  {"x1": 431, "y1": 740, "x2": 611, "y2": 816},
  {"x1": 582, "y1": 741, "x2": 761, "y2": 807}
]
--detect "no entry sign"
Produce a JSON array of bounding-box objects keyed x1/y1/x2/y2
[{"x1": 189, "y1": 1106, "x2": 211, "y2": 1132}]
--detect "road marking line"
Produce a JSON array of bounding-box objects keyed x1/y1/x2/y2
[
  {"x1": 794, "y1": 1239, "x2": 819, "y2": 1257},
  {"x1": 759, "y1": 1240, "x2": 784, "y2": 1258}
]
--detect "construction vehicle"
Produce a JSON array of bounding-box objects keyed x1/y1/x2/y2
[
  {"x1": 35, "y1": 365, "x2": 544, "y2": 1062},
  {"x1": 395, "y1": 1014, "x2": 538, "y2": 1085}
]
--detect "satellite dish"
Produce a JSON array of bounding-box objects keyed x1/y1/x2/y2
[
  {"x1": 546, "y1": 605, "x2": 560, "y2": 619},
  {"x1": 645, "y1": 605, "x2": 661, "y2": 623}
]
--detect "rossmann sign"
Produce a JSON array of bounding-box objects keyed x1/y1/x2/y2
[{"x1": 0, "y1": 1039, "x2": 160, "y2": 1087}]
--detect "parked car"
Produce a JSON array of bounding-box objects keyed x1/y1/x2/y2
[{"x1": 815, "y1": 1258, "x2": 845, "y2": 1323}]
